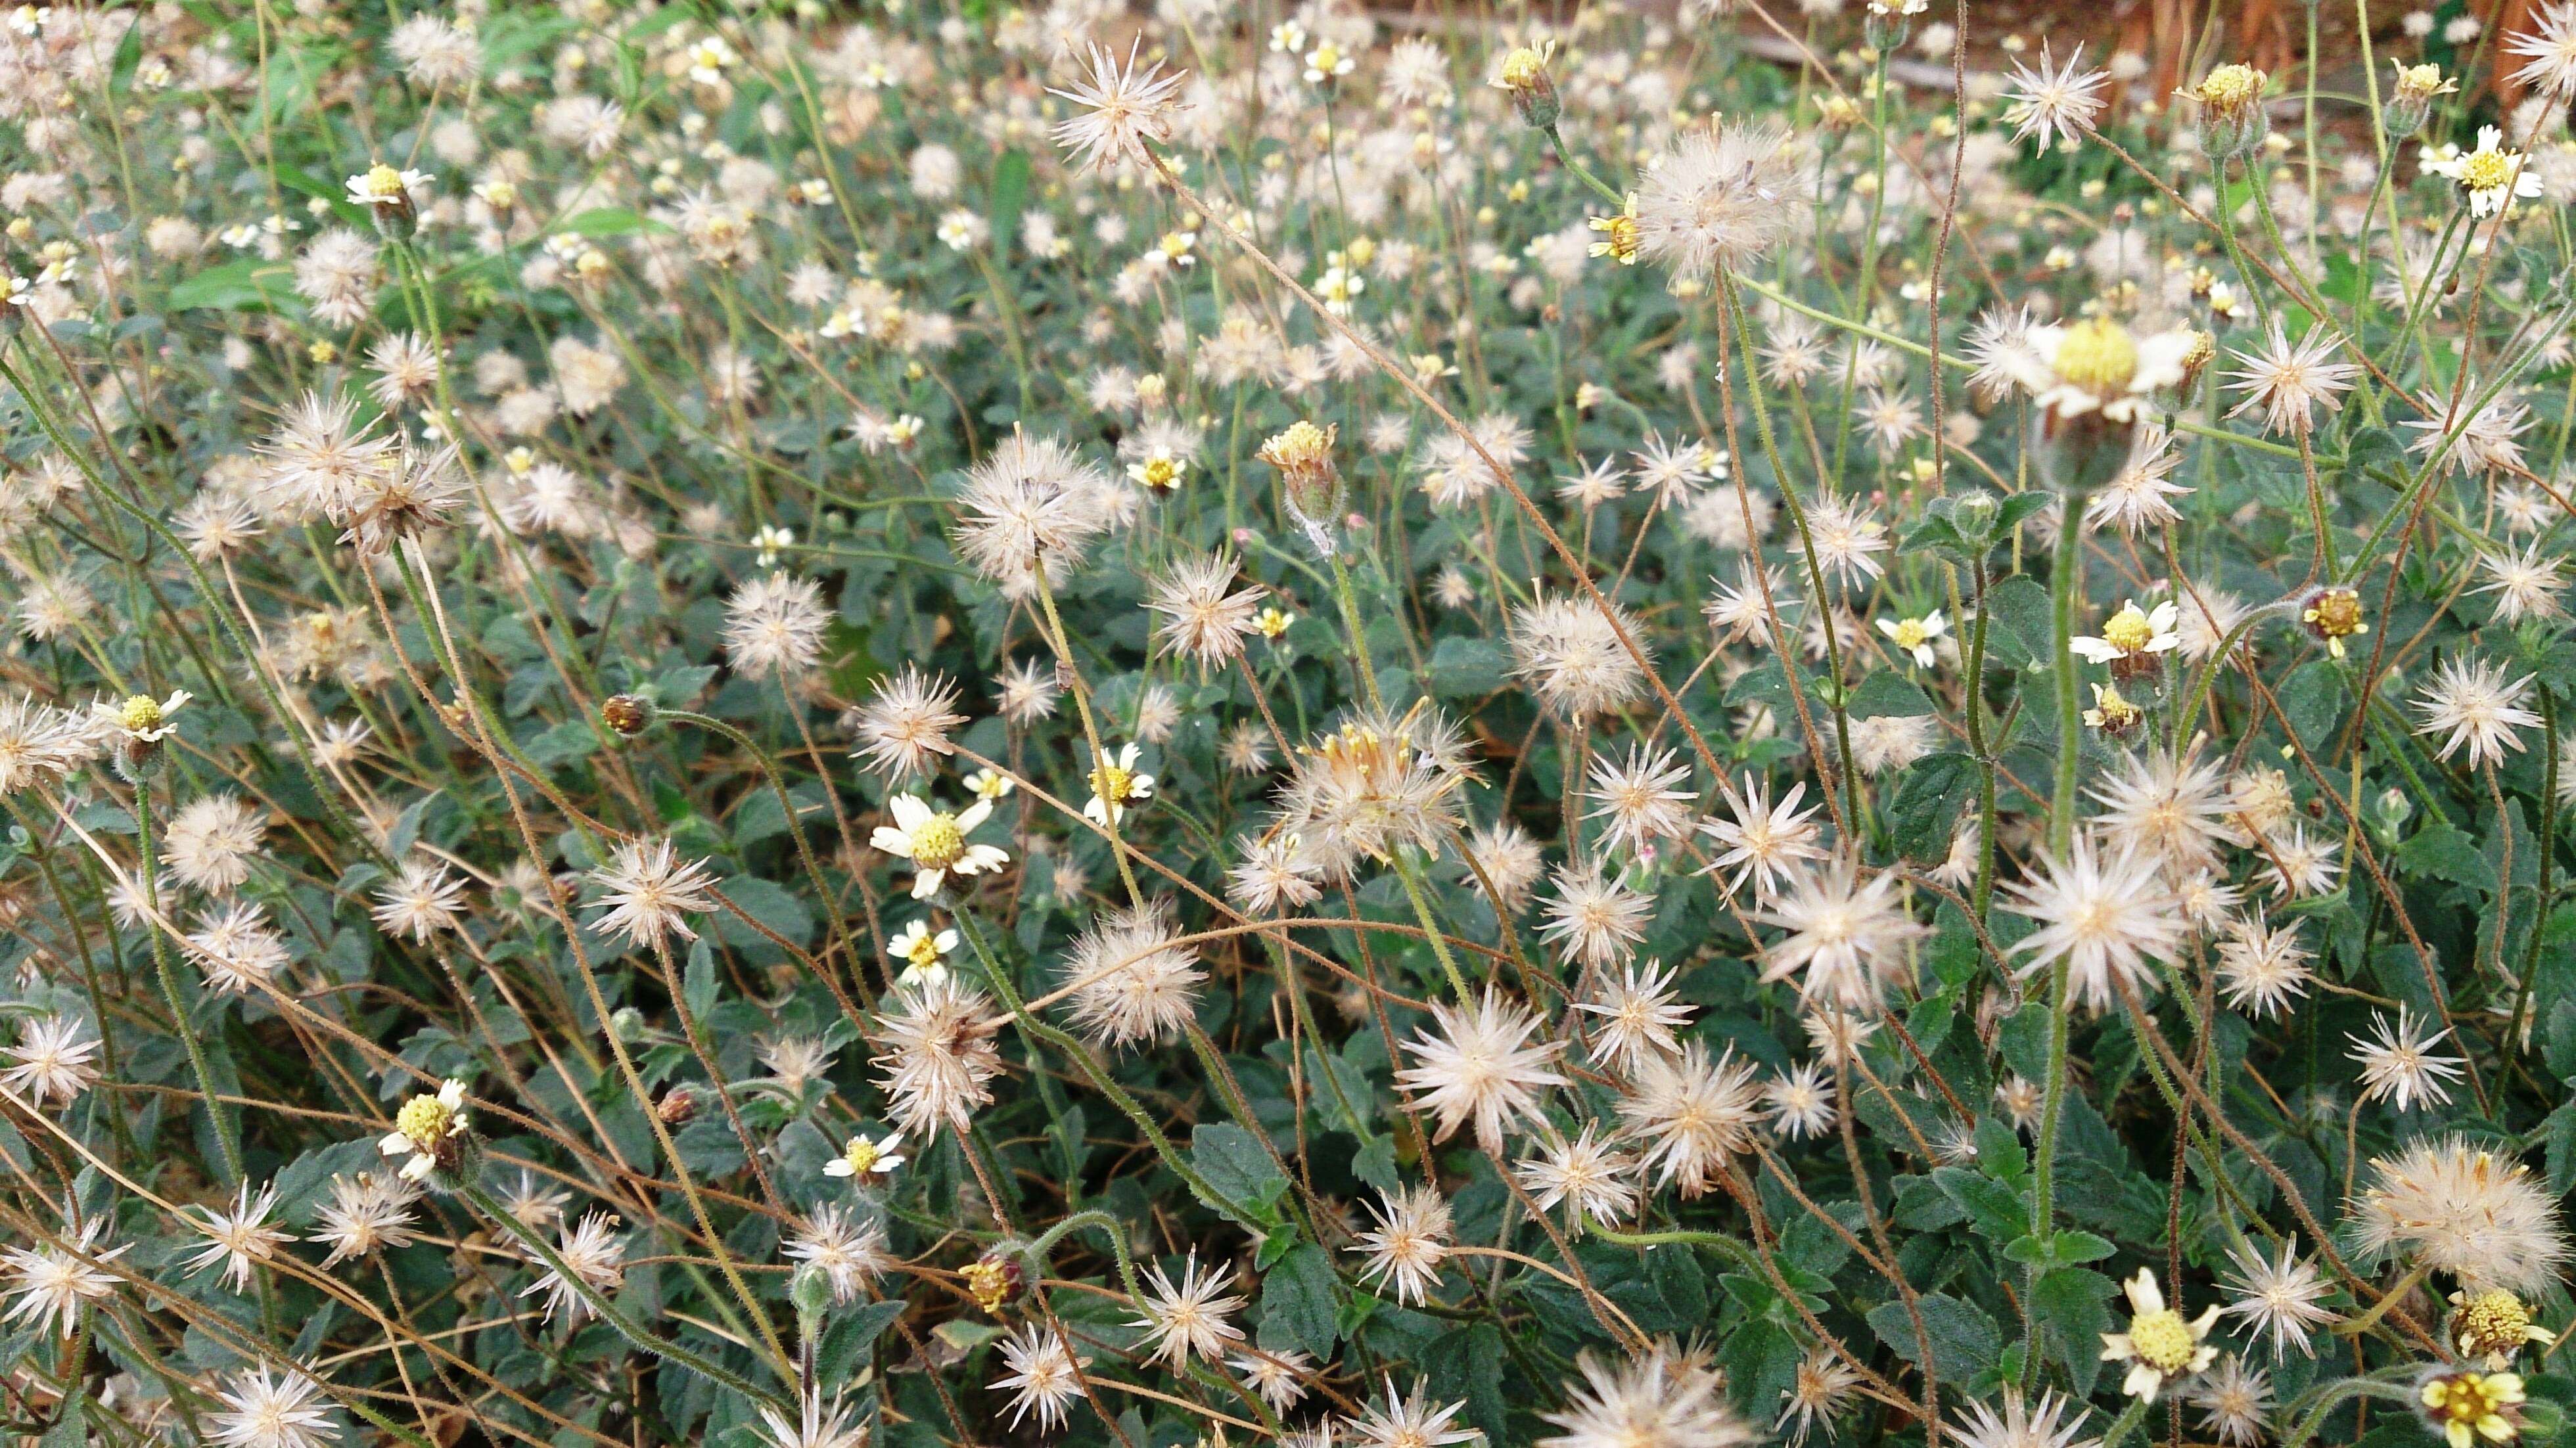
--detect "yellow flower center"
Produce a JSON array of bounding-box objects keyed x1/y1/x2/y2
[
  {"x1": 118, "y1": 695, "x2": 164, "y2": 733},
  {"x1": 1260, "y1": 420, "x2": 1334, "y2": 471},
  {"x1": 1496, "y1": 46, "x2": 1548, "y2": 92},
  {"x1": 2305, "y1": 587, "x2": 2366, "y2": 639},
  {"x1": 2399, "y1": 63, "x2": 2447, "y2": 100},
  {"x1": 2423, "y1": 1371, "x2": 2521, "y2": 1434},
  {"x1": 2127, "y1": 1308, "x2": 2199, "y2": 1373},
  {"x1": 395, "y1": 1093, "x2": 456, "y2": 1149},
  {"x1": 1138, "y1": 456, "x2": 1180, "y2": 489},
  {"x1": 2088, "y1": 683, "x2": 2142, "y2": 729},
  {"x1": 2455, "y1": 1291, "x2": 2537, "y2": 1360},
  {"x1": 2102, "y1": 608, "x2": 2154, "y2": 653},
  {"x1": 1589, "y1": 211, "x2": 1640, "y2": 261},
  {"x1": 2193, "y1": 64, "x2": 2266, "y2": 115},
  {"x1": 903, "y1": 934, "x2": 943, "y2": 969},
  {"x1": 2460, "y1": 149, "x2": 2519, "y2": 194},
  {"x1": 1311, "y1": 44, "x2": 1341, "y2": 71},
  {"x1": 2055, "y1": 317, "x2": 2139, "y2": 397},
  {"x1": 362, "y1": 164, "x2": 407, "y2": 200},
  {"x1": 841, "y1": 1137, "x2": 881, "y2": 1175},
  {"x1": 962, "y1": 1257, "x2": 1014, "y2": 1313},
  {"x1": 1891, "y1": 618, "x2": 1931, "y2": 649},
  {"x1": 1092, "y1": 762, "x2": 1138, "y2": 805},
  {"x1": 909, "y1": 813, "x2": 966, "y2": 871}
]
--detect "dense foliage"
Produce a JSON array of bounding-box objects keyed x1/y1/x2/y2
[{"x1": 5, "y1": 3, "x2": 2576, "y2": 1448}]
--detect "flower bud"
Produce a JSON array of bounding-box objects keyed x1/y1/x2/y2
[
  {"x1": 1947, "y1": 489, "x2": 2000, "y2": 544},
  {"x1": 602, "y1": 694, "x2": 654, "y2": 738},
  {"x1": 1488, "y1": 43, "x2": 1561, "y2": 129},
  {"x1": 2184, "y1": 64, "x2": 2270, "y2": 161},
  {"x1": 1257, "y1": 420, "x2": 1345, "y2": 554},
  {"x1": 790, "y1": 1262, "x2": 837, "y2": 1328},
  {"x1": 2384, "y1": 60, "x2": 2454, "y2": 139}
]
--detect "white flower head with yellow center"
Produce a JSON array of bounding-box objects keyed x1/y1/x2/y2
[
  {"x1": 886, "y1": 918, "x2": 958, "y2": 988},
  {"x1": 1085, "y1": 741, "x2": 1157, "y2": 826},
  {"x1": 346, "y1": 162, "x2": 432, "y2": 210},
  {"x1": 2072, "y1": 599, "x2": 2181, "y2": 665},
  {"x1": 2424, "y1": 127, "x2": 2542, "y2": 219},
  {"x1": 1875, "y1": 609, "x2": 1946, "y2": 667},
  {"x1": 871, "y1": 794, "x2": 1009, "y2": 900},
  {"x1": 2008, "y1": 315, "x2": 2201, "y2": 424},
  {"x1": 379, "y1": 1077, "x2": 469, "y2": 1183},
  {"x1": 111, "y1": 689, "x2": 192, "y2": 742},
  {"x1": 823, "y1": 1129, "x2": 906, "y2": 1184},
  {"x1": 2102, "y1": 1267, "x2": 2220, "y2": 1401}
]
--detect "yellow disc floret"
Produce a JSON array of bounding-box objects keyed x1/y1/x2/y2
[
  {"x1": 118, "y1": 695, "x2": 165, "y2": 735},
  {"x1": 2454, "y1": 1290, "x2": 2546, "y2": 1364},
  {"x1": 1493, "y1": 45, "x2": 1551, "y2": 93},
  {"x1": 395, "y1": 1091, "x2": 457, "y2": 1150},
  {"x1": 2101, "y1": 604, "x2": 2155, "y2": 654},
  {"x1": 909, "y1": 813, "x2": 966, "y2": 871},
  {"x1": 2422, "y1": 1370, "x2": 2525, "y2": 1448},
  {"x1": 2460, "y1": 149, "x2": 2519, "y2": 194},
  {"x1": 2054, "y1": 317, "x2": 2139, "y2": 398},
  {"x1": 2126, "y1": 1307, "x2": 2200, "y2": 1374},
  {"x1": 2191, "y1": 64, "x2": 2266, "y2": 117}
]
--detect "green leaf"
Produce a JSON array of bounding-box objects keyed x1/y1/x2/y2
[
  {"x1": 2547, "y1": 1099, "x2": 2576, "y2": 1196},
  {"x1": 1866, "y1": 1291, "x2": 2000, "y2": 1382},
  {"x1": 166, "y1": 259, "x2": 296, "y2": 312},
  {"x1": 2275, "y1": 661, "x2": 2347, "y2": 750},
  {"x1": 683, "y1": 936, "x2": 718, "y2": 1022},
  {"x1": 1985, "y1": 574, "x2": 2056, "y2": 671},
  {"x1": 816, "y1": 1300, "x2": 907, "y2": 1382},
  {"x1": 1931, "y1": 1165, "x2": 2028, "y2": 1244},
  {"x1": 2032, "y1": 1268, "x2": 2113, "y2": 1395},
  {"x1": 2399, "y1": 820, "x2": 2495, "y2": 894},
  {"x1": 2004, "y1": 1229, "x2": 2116, "y2": 1269},
  {"x1": 712, "y1": 876, "x2": 814, "y2": 949},
  {"x1": 1883, "y1": 752, "x2": 1977, "y2": 863},
  {"x1": 1256, "y1": 1242, "x2": 1341, "y2": 1361},
  {"x1": 1427, "y1": 636, "x2": 1511, "y2": 698},
  {"x1": 1847, "y1": 669, "x2": 1933, "y2": 717},
  {"x1": 988, "y1": 149, "x2": 1032, "y2": 255},
  {"x1": 1422, "y1": 1324, "x2": 1507, "y2": 1445},
  {"x1": 1191, "y1": 1123, "x2": 1287, "y2": 1225},
  {"x1": 557, "y1": 207, "x2": 673, "y2": 238}
]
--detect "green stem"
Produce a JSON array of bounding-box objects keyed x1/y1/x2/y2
[
  {"x1": 135, "y1": 775, "x2": 244, "y2": 1185},
  {"x1": 1388, "y1": 848, "x2": 1476, "y2": 1001}
]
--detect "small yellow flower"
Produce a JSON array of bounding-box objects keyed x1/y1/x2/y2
[
  {"x1": 2451, "y1": 1289, "x2": 2554, "y2": 1367},
  {"x1": 2100, "y1": 1268, "x2": 2220, "y2": 1401},
  {"x1": 823, "y1": 1129, "x2": 906, "y2": 1184},
  {"x1": 1085, "y1": 742, "x2": 1156, "y2": 826},
  {"x1": 2302, "y1": 585, "x2": 2370, "y2": 659},
  {"x1": 1256, "y1": 607, "x2": 1295, "y2": 641},
  {"x1": 378, "y1": 1078, "x2": 469, "y2": 1183},
  {"x1": 1490, "y1": 41, "x2": 1554, "y2": 95},
  {"x1": 2083, "y1": 681, "x2": 2144, "y2": 734},
  {"x1": 2422, "y1": 1369, "x2": 2525, "y2": 1448},
  {"x1": 2393, "y1": 60, "x2": 2457, "y2": 106},
  {"x1": 2187, "y1": 64, "x2": 2267, "y2": 119},
  {"x1": 961, "y1": 1254, "x2": 1021, "y2": 1313},
  {"x1": 1588, "y1": 195, "x2": 1641, "y2": 265},
  {"x1": 114, "y1": 690, "x2": 192, "y2": 742}
]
